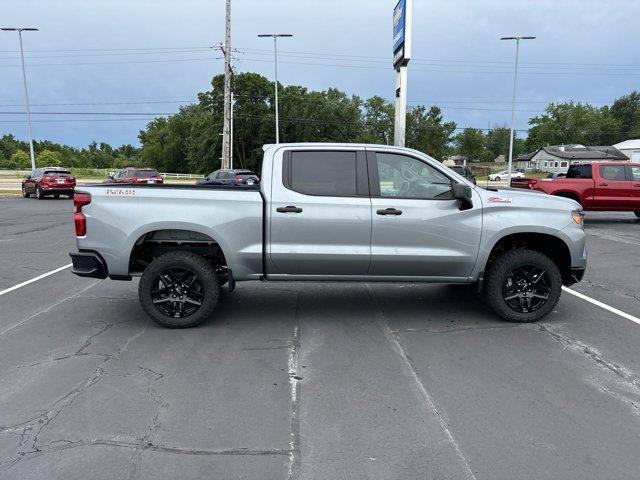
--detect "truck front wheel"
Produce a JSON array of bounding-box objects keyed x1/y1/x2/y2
[
  {"x1": 139, "y1": 251, "x2": 220, "y2": 328},
  {"x1": 483, "y1": 249, "x2": 562, "y2": 323}
]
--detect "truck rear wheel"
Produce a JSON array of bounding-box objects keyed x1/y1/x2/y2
[
  {"x1": 139, "y1": 251, "x2": 220, "y2": 328},
  {"x1": 483, "y1": 249, "x2": 562, "y2": 323}
]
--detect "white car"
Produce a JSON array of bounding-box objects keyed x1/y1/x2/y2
[{"x1": 489, "y1": 170, "x2": 524, "y2": 181}]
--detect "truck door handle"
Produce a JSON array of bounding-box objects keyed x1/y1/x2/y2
[
  {"x1": 276, "y1": 205, "x2": 303, "y2": 213},
  {"x1": 377, "y1": 208, "x2": 403, "y2": 216},
  {"x1": 599, "y1": 182, "x2": 609, "y2": 187}
]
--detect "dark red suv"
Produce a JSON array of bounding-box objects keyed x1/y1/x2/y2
[
  {"x1": 22, "y1": 167, "x2": 77, "y2": 199},
  {"x1": 107, "y1": 167, "x2": 164, "y2": 184}
]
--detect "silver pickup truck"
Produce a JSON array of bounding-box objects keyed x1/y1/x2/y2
[{"x1": 70, "y1": 143, "x2": 587, "y2": 328}]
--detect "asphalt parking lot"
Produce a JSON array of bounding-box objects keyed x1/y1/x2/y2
[{"x1": 1, "y1": 197, "x2": 639, "y2": 480}]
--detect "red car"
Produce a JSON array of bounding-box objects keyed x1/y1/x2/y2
[
  {"x1": 511, "y1": 161, "x2": 640, "y2": 216},
  {"x1": 107, "y1": 167, "x2": 164, "y2": 184},
  {"x1": 22, "y1": 167, "x2": 76, "y2": 199}
]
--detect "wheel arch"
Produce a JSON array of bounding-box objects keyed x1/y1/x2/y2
[
  {"x1": 127, "y1": 223, "x2": 230, "y2": 277},
  {"x1": 481, "y1": 231, "x2": 573, "y2": 285}
]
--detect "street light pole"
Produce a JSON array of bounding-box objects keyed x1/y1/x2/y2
[
  {"x1": 501, "y1": 35, "x2": 535, "y2": 187},
  {"x1": 2, "y1": 27, "x2": 39, "y2": 170},
  {"x1": 258, "y1": 34, "x2": 292, "y2": 144}
]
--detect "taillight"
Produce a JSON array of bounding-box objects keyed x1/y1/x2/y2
[{"x1": 73, "y1": 192, "x2": 91, "y2": 236}]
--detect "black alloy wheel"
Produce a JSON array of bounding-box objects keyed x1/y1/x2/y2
[
  {"x1": 502, "y1": 265, "x2": 551, "y2": 313},
  {"x1": 139, "y1": 251, "x2": 220, "y2": 328},
  {"x1": 151, "y1": 267, "x2": 204, "y2": 319},
  {"x1": 483, "y1": 248, "x2": 562, "y2": 323}
]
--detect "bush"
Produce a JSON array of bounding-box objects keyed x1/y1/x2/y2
[{"x1": 0, "y1": 150, "x2": 32, "y2": 169}]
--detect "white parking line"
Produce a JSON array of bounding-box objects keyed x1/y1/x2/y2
[
  {"x1": 562, "y1": 286, "x2": 640, "y2": 326},
  {"x1": 0, "y1": 264, "x2": 73, "y2": 296}
]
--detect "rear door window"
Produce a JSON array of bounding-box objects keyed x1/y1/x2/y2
[
  {"x1": 629, "y1": 166, "x2": 640, "y2": 181},
  {"x1": 287, "y1": 151, "x2": 357, "y2": 196},
  {"x1": 566, "y1": 165, "x2": 592, "y2": 179}
]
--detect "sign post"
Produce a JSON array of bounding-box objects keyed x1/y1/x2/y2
[{"x1": 393, "y1": 0, "x2": 412, "y2": 147}]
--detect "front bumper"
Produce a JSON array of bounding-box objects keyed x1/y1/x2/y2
[
  {"x1": 568, "y1": 266, "x2": 586, "y2": 285},
  {"x1": 69, "y1": 251, "x2": 108, "y2": 279}
]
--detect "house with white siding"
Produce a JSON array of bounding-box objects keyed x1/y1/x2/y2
[{"x1": 516, "y1": 144, "x2": 629, "y2": 174}]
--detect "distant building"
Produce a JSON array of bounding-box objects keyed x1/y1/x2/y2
[
  {"x1": 516, "y1": 144, "x2": 629, "y2": 174},
  {"x1": 443, "y1": 155, "x2": 467, "y2": 166},
  {"x1": 494, "y1": 154, "x2": 506, "y2": 164},
  {"x1": 613, "y1": 139, "x2": 640, "y2": 162}
]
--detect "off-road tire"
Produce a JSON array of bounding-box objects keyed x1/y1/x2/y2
[
  {"x1": 484, "y1": 248, "x2": 562, "y2": 323},
  {"x1": 139, "y1": 251, "x2": 220, "y2": 328}
]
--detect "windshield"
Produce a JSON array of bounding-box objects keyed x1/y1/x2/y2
[
  {"x1": 135, "y1": 169, "x2": 160, "y2": 178},
  {"x1": 44, "y1": 171, "x2": 72, "y2": 177}
]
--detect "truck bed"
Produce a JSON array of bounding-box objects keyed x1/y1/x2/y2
[{"x1": 76, "y1": 183, "x2": 264, "y2": 280}]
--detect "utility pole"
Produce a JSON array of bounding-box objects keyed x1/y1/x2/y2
[
  {"x1": 501, "y1": 35, "x2": 535, "y2": 186},
  {"x1": 258, "y1": 34, "x2": 293, "y2": 144},
  {"x1": 221, "y1": 0, "x2": 232, "y2": 169},
  {"x1": 2, "y1": 27, "x2": 39, "y2": 170},
  {"x1": 230, "y1": 91, "x2": 234, "y2": 169},
  {"x1": 392, "y1": 0, "x2": 412, "y2": 147}
]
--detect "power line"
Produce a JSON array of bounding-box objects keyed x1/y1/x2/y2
[
  {"x1": 0, "y1": 47, "x2": 638, "y2": 76},
  {"x1": 0, "y1": 48, "x2": 214, "y2": 60},
  {"x1": 0, "y1": 43, "x2": 637, "y2": 71}
]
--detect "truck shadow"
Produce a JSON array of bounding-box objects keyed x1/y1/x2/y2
[{"x1": 212, "y1": 282, "x2": 512, "y2": 333}]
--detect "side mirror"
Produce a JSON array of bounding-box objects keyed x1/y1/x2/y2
[{"x1": 453, "y1": 183, "x2": 473, "y2": 211}]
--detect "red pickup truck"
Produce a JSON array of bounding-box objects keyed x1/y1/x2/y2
[{"x1": 511, "y1": 162, "x2": 640, "y2": 217}]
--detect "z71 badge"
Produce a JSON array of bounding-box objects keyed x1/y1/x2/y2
[{"x1": 106, "y1": 188, "x2": 136, "y2": 197}]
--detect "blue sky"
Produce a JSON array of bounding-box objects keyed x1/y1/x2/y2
[{"x1": 2, "y1": 0, "x2": 639, "y2": 148}]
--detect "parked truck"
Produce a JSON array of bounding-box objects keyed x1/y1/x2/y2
[
  {"x1": 511, "y1": 161, "x2": 640, "y2": 217},
  {"x1": 70, "y1": 143, "x2": 587, "y2": 328}
]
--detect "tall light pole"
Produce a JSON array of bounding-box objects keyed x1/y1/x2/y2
[
  {"x1": 501, "y1": 35, "x2": 535, "y2": 186},
  {"x1": 258, "y1": 34, "x2": 292, "y2": 144},
  {"x1": 2, "y1": 27, "x2": 39, "y2": 170}
]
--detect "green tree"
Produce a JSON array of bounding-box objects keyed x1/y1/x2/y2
[
  {"x1": 609, "y1": 91, "x2": 640, "y2": 141},
  {"x1": 454, "y1": 128, "x2": 486, "y2": 162},
  {"x1": 359, "y1": 96, "x2": 394, "y2": 144},
  {"x1": 526, "y1": 102, "x2": 621, "y2": 151},
  {"x1": 36, "y1": 149, "x2": 63, "y2": 167},
  {"x1": 407, "y1": 105, "x2": 456, "y2": 160},
  {"x1": 0, "y1": 149, "x2": 31, "y2": 169}
]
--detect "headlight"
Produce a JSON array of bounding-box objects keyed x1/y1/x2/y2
[{"x1": 571, "y1": 210, "x2": 585, "y2": 225}]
